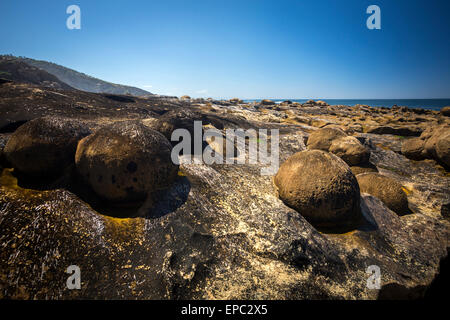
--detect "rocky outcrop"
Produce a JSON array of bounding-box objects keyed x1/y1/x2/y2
[
  {"x1": 435, "y1": 131, "x2": 450, "y2": 169},
  {"x1": 0, "y1": 81, "x2": 449, "y2": 300},
  {"x1": 441, "y1": 106, "x2": 450, "y2": 117},
  {"x1": 4, "y1": 117, "x2": 90, "y2": 177},
  {"x1": 274, "y1": 150, "x2": 362, "y2": 231},
  {"x1": 75, "y1": 121, "x2": 178, "y2": 203},
  {"x1": 402, "y1": 125, "x2": 450, "y2": 169}
]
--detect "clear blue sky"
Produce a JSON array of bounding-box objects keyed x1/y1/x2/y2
[{"x1": 1, "y1": 0, "x2": 449, "y2": 99}]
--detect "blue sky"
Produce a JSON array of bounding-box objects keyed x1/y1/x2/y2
[{"x1": 1, "y1": 0, "x2": 449, "y2": 99}]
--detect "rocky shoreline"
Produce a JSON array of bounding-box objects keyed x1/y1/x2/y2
[{"x1": 0, "y1": 82, "x2": 449, "y2": 299}]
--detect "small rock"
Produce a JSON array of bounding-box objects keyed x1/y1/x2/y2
[
  {"x1": 274, "y1": 150, "x2": 362, "y2": 230},
  {"x1": 75, "y1": 121, "x2": 178, "y2": 203},
  {"x1": 4, "y1": 117, "x2": 91, "y2": 177},
  {"x1": 356, "y1": 173, "x2": 410, "y2": 216}
]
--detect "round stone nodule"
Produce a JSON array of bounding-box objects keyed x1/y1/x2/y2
[
  {"x1": 75, "y1": 121, "x2": 178, "y2": 203},
  {"x1": 274, "y1": 150, "x2": 362, "y2": 230},
  {"x1": 356, "y1": 172, "x2": 410, "y2": 216},
  {"x1": 4, "y1": 117, "x2": 91, "y2": 177},
  {"x1": 306, "y1": 127, "x2": 347, "y2": 152}
]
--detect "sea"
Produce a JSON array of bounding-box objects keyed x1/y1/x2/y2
[{"x1": 242, "y1": 99, "x2": 450, "y2": 111}]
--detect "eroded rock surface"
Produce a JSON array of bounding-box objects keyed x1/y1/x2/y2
[{"x1": 0, "y1": 84, "x2": 449, "y2": 299}]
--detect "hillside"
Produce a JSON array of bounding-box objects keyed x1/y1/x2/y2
[
  {"x1": 0, "y1": 55, "x2": 74, "y2": 90},
  {"x1": 1, "y1": 55, "x2": 153, "y2": 97}
]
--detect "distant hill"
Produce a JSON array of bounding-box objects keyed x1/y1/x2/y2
[
  {"x1": 0, "y1": 55, "x2": 74, "y2": 90},
  {"x1": 0, "y1": 55, "x2": 153, "y2": 97}
]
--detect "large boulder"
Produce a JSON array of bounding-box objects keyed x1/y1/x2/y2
[
  {"x1": 401, "y1": 137, "x2": 427, "y2": 160},
  {"x1": 329, "y1": 136, "x2": 370, "y2": 166},
  {"x1": 440, "y1": 106, "x2": 450, "y2": 117},
  {"x1": 75, "y1": 121, "x2": 178, "y2": 203},
  {"x1": 274, "y1": 150, "x2": 362, "y2": 230},
  {"x1": 3, "y1": 117, "x2": 91, "y2": 177},
  {"x1": 356, "y1": 173, "x2": 410, "y2": 216},
  {"x1": 435, "y1": 131, "x2": 450, "y2": 169},
  {"x1": 306, "y1": 127, "x2": 347, "y2": 151}
]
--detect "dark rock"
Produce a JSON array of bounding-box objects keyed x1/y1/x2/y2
[
  {"x1": 274, "y1": 150, "x2": 362, "y2": 230},
  {"x1": 435, "y1": 131, "x2": 450, "y2": 169},
  {"x1": 4, "y1": 117, "x2": 91, "y2": 177},
  {"x1": 350, "y1": 162, "x2": 378, "y2": 176},
  {"x1": 75, "y1": 121, "x2": 178, "y2": 203},
  {"x1": 440, "y1": 106, "x2": 450, "y2": 117},
  {"x1": 366, "y1": 125, "x2": 422, "y2": 137}
]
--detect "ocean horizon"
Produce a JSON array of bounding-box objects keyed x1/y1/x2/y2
[{"x1": 242, "y1": 99, "x2": 450, "y2": 111}]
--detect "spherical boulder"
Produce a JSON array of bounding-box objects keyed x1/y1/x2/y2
[
  {"x1": 329, "y1": 136, "x2": 370, "y2": 166},
  {"x1": 274, "y1": 150, "x2": 362, "y2": 230},
  {"x1": 401, "y1": 137, "x2": 427, "y2": 160},
  {"x1": 4, "y1": 117, "x2": 91, "y2": 177},
  {"x1": 75, "y1": 121, "x2": 178, "y2": 202},
  {"x1": 356, "y1": 173, "x2": 409, "y2": 215},
  {"x1": 435, "y1": 131, "x2": 450, "y2": 169},
  {"x1": 306, "y1": 127, "x2": 347, "y2": 151}
]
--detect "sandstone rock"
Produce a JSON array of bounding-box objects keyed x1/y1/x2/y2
[
  {"x1": 401, "y1": 137, "x2": 427, "y2": 160},
  {"x1": 4, "y1": 117, "x2": 91, "y2": 177},
  {"x1": 229, "y1": 98, "x2": 243, "y2": 104},
  {"x1": 260, "y1": 99, "x2": 275, "y2": 106},
  {"x1": 315, "y1": 100, "x2": 328, "y2": 106},
  {"x1": 306, "y1": 127, "x2": 347, "y2": 151},
  {"x1": 441, "y1": 106, "x2": 450, "y2": 117},
  {"x1": 75, "y1": 121, "x2": 178, "y2": 203},
  {"x1": 329, "y1": 136, "x2": 370, "y2": 165},
  {"x1": 423, "y1": 125, "x2": 449, "y2": 158},
  {"x1": 350, "y1": 163, "x2": 378, "y2": 176},
  {"x1": 435, "y1": 131, "x2": 450, "y2": 169},
  {"x1": 356, "y1": 173, "x2": 410, "y2": 216},
  {"x1": 180, "y1": 95, "x2": 191, "y2": 100},
  {"x1": 274, "y1": 150, "x2": 362, "y2": 230}
]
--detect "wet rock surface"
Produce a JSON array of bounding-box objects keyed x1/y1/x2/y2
[{"x1": 0, "y1": 82, "x2": 449, "y2": 299}]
